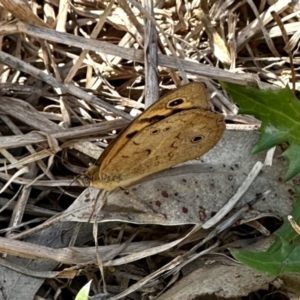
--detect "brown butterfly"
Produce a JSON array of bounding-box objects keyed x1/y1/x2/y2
[{"x1": 79, "y1": 82, "x2": 225, "y2": 191}]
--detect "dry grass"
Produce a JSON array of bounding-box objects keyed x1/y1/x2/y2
[{"x1": 0, "y1": 0, "x2": 298, "y2": 299}]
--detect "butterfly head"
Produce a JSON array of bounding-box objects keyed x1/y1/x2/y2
[
  {"x1": 77, "y1": 164, "x2": 99, "y2": 187},
  {"x1": 77, "y1": 173, "x2": 92, "y2": 187},
  {"x1": 77, "y1": 164, "x2": 120, "y2": 191}
]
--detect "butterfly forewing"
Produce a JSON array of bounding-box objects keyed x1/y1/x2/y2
[{"x1": 96, "y1": 82, "x2": 209, "y2": 170}]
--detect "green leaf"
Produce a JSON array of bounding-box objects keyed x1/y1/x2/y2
[
  {"x1": 231, "y1": 188, "x2": 300, "y2": 275},
  {"x1": 221, "y1": 82, "x2": 300, "y2": 181},
  {"x1": 232, "y1": 238, "x2": 300, "y2": 275},
  {"x1": 231, "y1": 238, "x2": 300, "y2": 276},
  {"x1": 75, "y1": 280, "x2": 92, "y2": 300},
  {"x1": 273, "y1": 188, "x2": 300, "y2": 243},
  {"x1": 281, "y1": 144, "x2": 300, "y2": 181}
]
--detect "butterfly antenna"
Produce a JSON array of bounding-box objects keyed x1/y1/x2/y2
[{"x1": 56, "y1": 176, "x2": 81, "y2": 203}]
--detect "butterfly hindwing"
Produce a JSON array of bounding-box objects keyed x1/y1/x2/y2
[{"x1": 99, "y1": 109, "x2": 225, "y2": 189}]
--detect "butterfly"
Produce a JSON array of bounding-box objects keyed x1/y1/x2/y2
[{"x1": 79, "y1": 82, "x2": 225, "y2": 191}]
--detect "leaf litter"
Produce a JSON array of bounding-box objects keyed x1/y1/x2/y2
[{"x1": 0, "y1": 1, "x2": 299, "y2": 299}]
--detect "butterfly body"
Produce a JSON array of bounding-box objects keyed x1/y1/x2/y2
[{"x1": 80, "y1": 82, "x2": 225, "y2": 190}]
